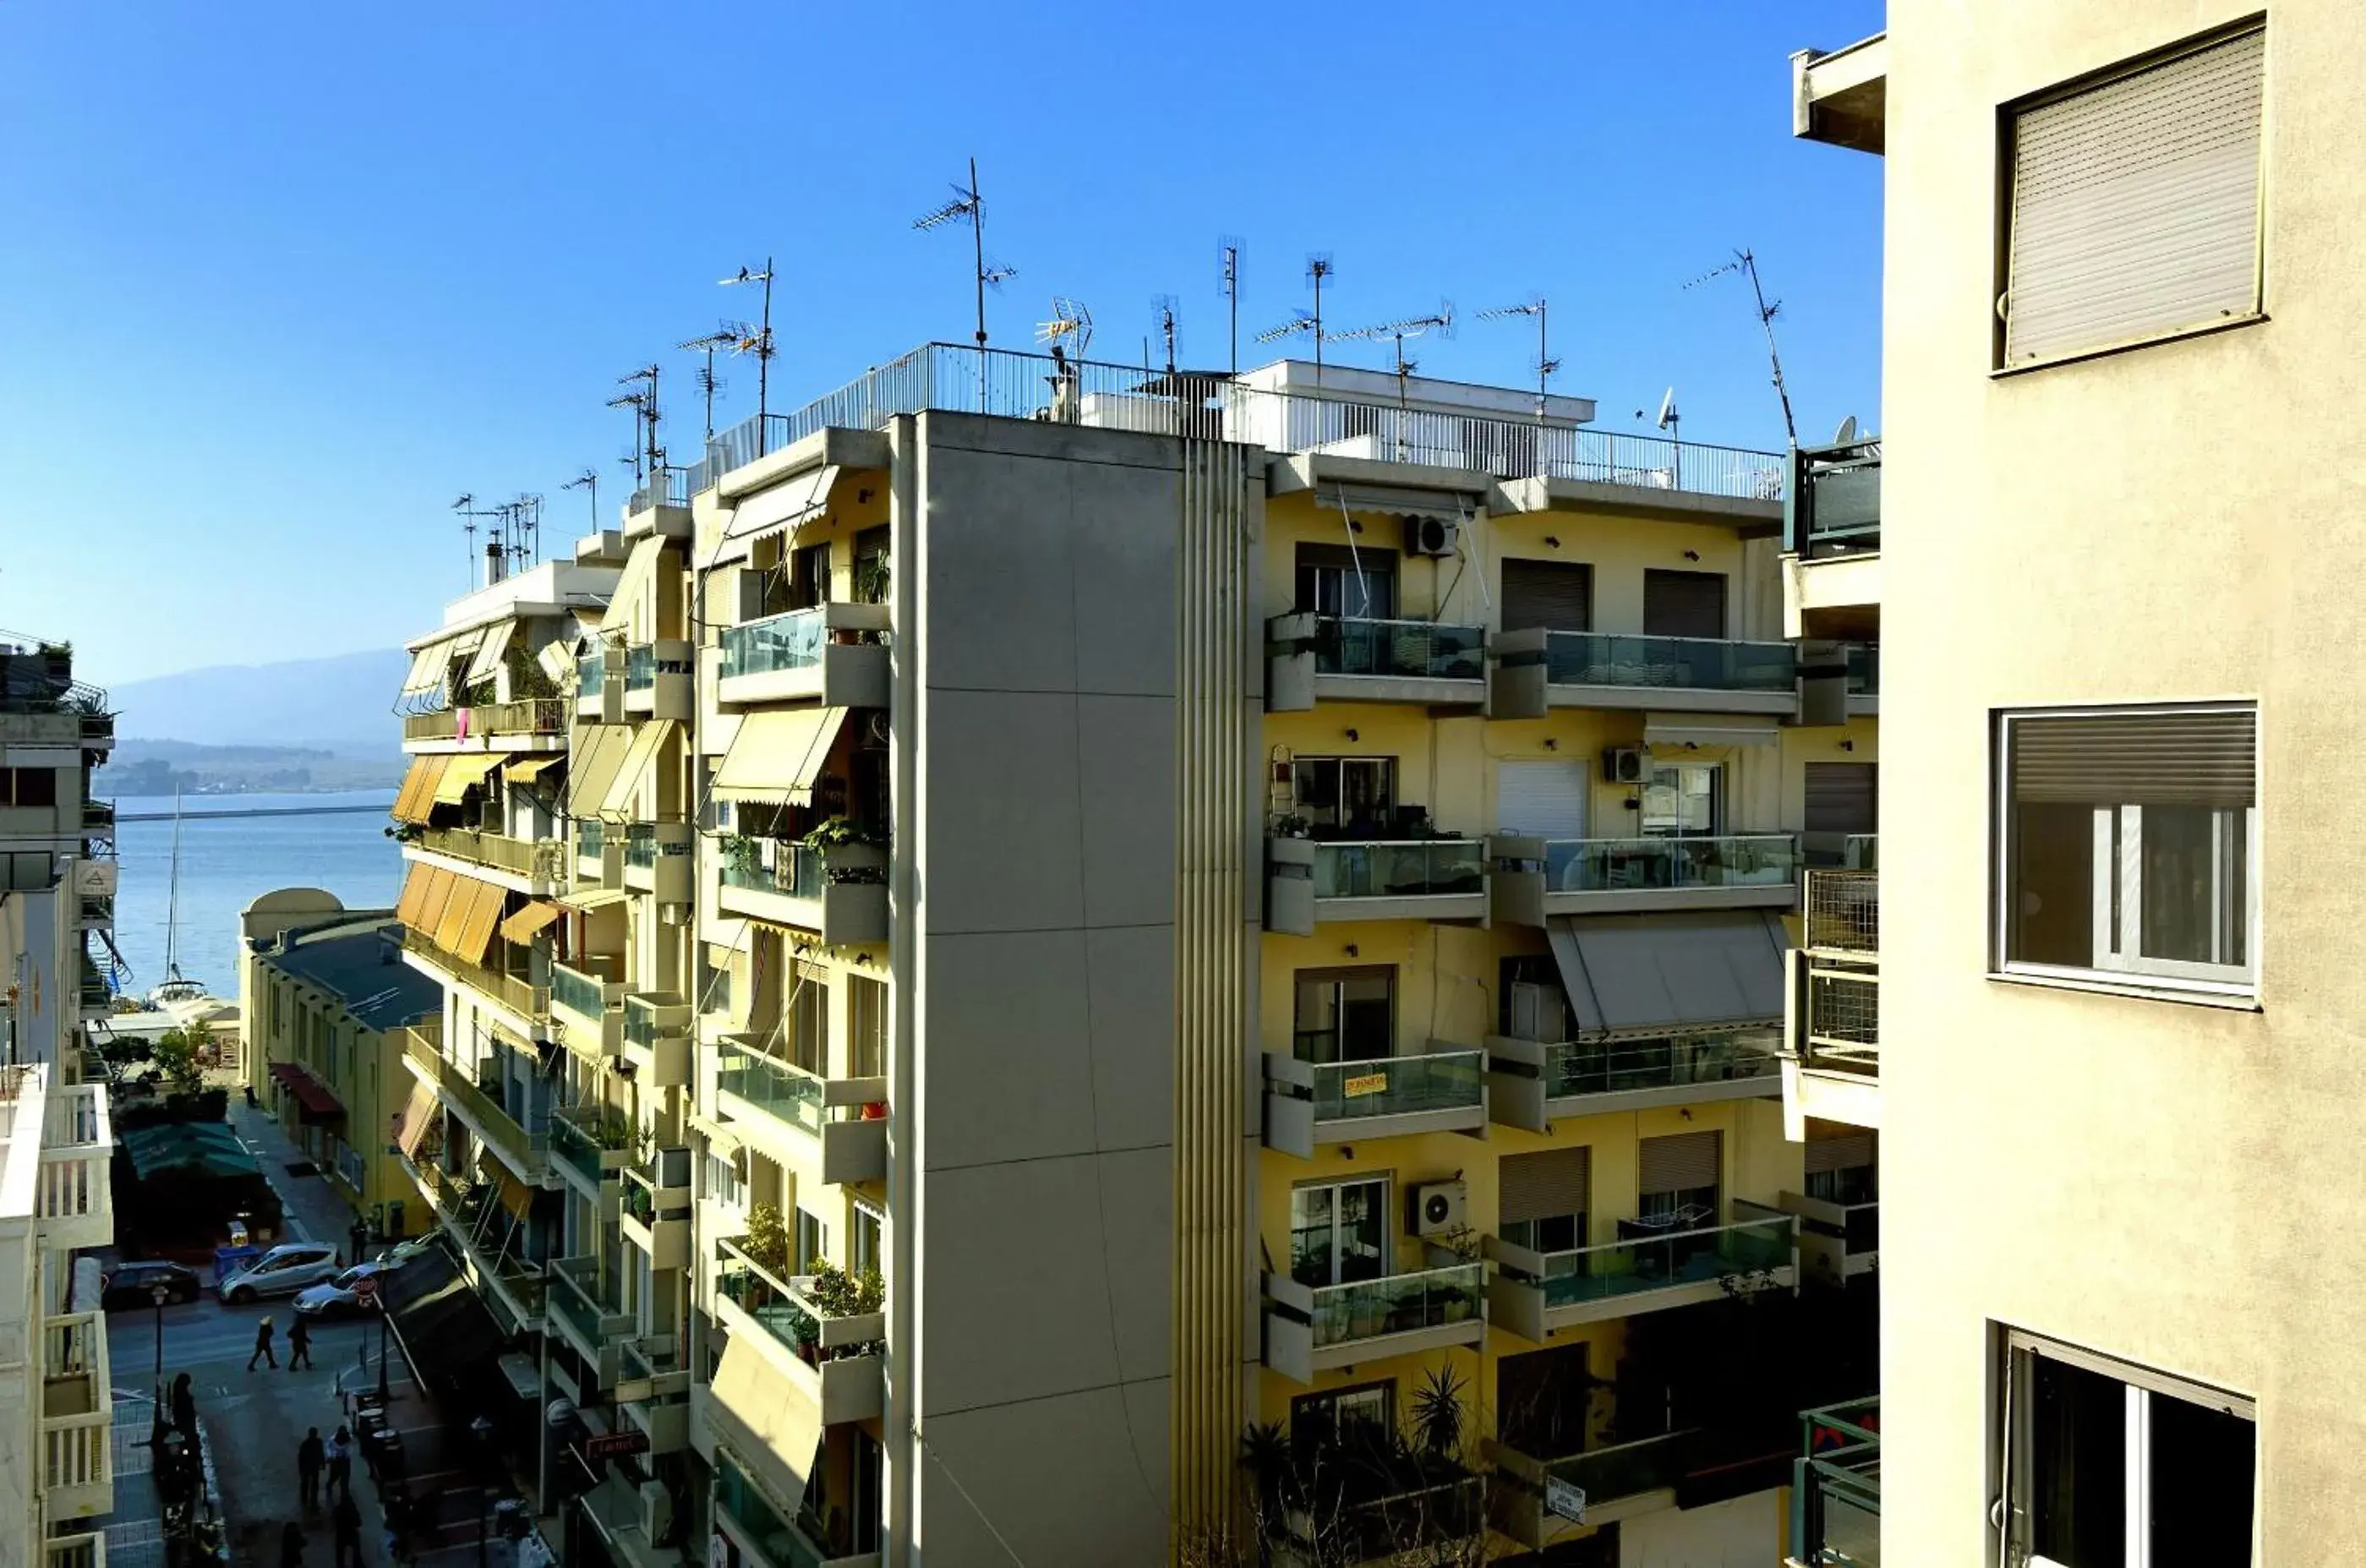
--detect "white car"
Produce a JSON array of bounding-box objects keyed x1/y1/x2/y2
[
  {"x1": 217, "y1": 1242, "x2": 342, "y2": 1304},
  {"x1": 294, "y1": 1260, "x2": 402, "y2": 1319}
]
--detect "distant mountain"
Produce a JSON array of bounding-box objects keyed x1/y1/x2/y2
[{"x1": 106, "y1": 648, "x2": 408, "y2": 754}]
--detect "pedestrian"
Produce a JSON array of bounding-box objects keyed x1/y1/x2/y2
[
  {"x1": 331, "y1": 1489, "x2": 363, "y2": 1568},
  {"x1": 279, "y1": 1519, "x2": 305, "y2": 1568},
  {"x1": 297, "y1": 1426, "x2": 325, "y2": 1509},
  {"x1": 325, "y1": 1424, "x2": 353, "y2": 1502},
  {"x1": 248, "y1": 1314, "x2": 278, "y2": 1371},
  {"x1": 287, "y1": 1313, "x2": 313, "y2": 1370},
  {"x1": 170, "y1": 1371, "x2": 197, "y2": 1444},
  {"x1": 382, "y1": 1523, "x2": 411, "y2": 1567}
]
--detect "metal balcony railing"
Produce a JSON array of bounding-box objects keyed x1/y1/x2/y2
[
  {"x1": 414, "y1": 826, "x2": 566, "y2": 882},
  {"x1": 1312, "y1": 839, "x2": 1485, "y2": 900},
  {"x1": 402, "y1": 697, "x2": 566, "y2": 741},
  {"x1": 1790, "y1": 1397, "x2": 1880, "y2": 1567},
  {"x1": 399, "y1": 927, "x2": 549, "y2": 1020},
  {"x1": 628, "y1": 467, "x2": 690, "y2": 513},
  {"x1": 402, "y1": 1029, "x2": 548, "y2": 1177},
  {"x1": 1543, "y1": 631, "x2": 1798, "y2": 692},
  {"x1": 1312, "y1": 617, "x2": 1486, "y2": 681},
  {"x1": 1805, "y1": 869, "x2": 1879, "y2": 953},
  {"x1": 1537, "y1": 834, "x2": 1798, "y2": 893},
  {"x1": 1786, "y1": 438, "x2": 1882, "y2": 560}
]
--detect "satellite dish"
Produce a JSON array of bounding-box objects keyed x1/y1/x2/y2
[
  {"x1": 1655, "y1": 387, "x2": 1678, "y2": 431},
  {"x1": 1833, "y1": 414, "x2": 1859, "y2": 444}
]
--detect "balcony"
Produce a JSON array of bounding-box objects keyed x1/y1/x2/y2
[
  {"x1": 549, "y1": 1102, "x2": 632, "y2": 1198},
  {"x1": 402, "y1": 1154, "x2": 549, "y2": 1328},
  {"x1": 409, "y1": 825, "x2": 567, "y2": 888},
  {"x1": 713, "y1": 1237, "x2": 887, "y2": 1425},
  {"x1": 1262, "y1": 1046, "x2": 1487, "y2": 1158},
  {"x1": 615, "y1": 1335, "x2": 692, "y2": 1456},
  {"x1": 402, "y1": 1029, "x2": 550, "y2": 1184},
  {"x1": 1491, "y1": 833, "x2": 1798, "y2": 921},
  {"x1": 29, "y1": 1077, "x2": 113, "y2": 1251},
  {"x1": 620, "y1": 1147, "x2": 692, "y2": 1270},
  {"x1": 622, "y1": 993, "x2": 691, "y2": 1086},
  {"x1": 1488, "y1": 1030, "x2": 1783, "y2": 1126},
  {"x1": 45, "y1": 1532, "x2": 106, "y2": 1568},
  {"x1": 1781, "y1": 1192, "x2": 1879, "y2": 1287},
  {"x1": 717, "y1": 604, "x2": 891, "y2": 709},
  {"x1": 401, "y1": 697, "x2": 570, "y2": 747},
  {"x1": 626, "y1": 465, "x2": 691, "y2": 526},
  {"x1": 400, "y1": 926, "x2": 549, "y2": 1025},
  {"x1": 578, "y1": 648, "x2": 621, "y2": 721},
  {"x1": 1277, "y1": 1455, "x2": 1483, "y2": 1568},
  {"x1": 1793, "y1": 32, "x2": 1887, "y2": 154},
  {"x1": 551, "y1": 957, "x2": 626, "y2": 1060},
  {"x1": 1783, "y1": 438, "x2": 1882, "y2": 640},
  {"x1": 716, "y1": 1449, "x2": 881, "y2": 1568},
  {"x1": 1265, "y1": 836, "x2": 1486, "y2": 932},
  {"x1": 1486, "y1": 1211, "x2": 1797, "y2": 1340},
  {"x1": 1265, "y1": 614, "x2": 1486, "y2": 711},
  {"x1": 41, "y1": 1310, "x2": 112, "y2": 1522},
  {"x1": 622, "y1": 822, "x2": 694, "y2": 902},
  {"x1": 1789, "y1": 1397, "x2": 1880, "y2": 1567},
  {"x1": 1491, "y1": 1428, "x2": 1706, "y2": 1544},
  {"x1": 1263, "y1": 1262, "x2": 1485, "y2": 1384},
  {"x1": 719, "y1": 835, "x2": 888, "y2": 947},
  {"x1": 79, "y1": 800, "x2": 114, "y2": 837},
  {"x1": 1784, "y1": 869, "x2": 1880, "y2": 1135},
  {"x1": 713, "y1": 1036, "x2": 888, "y2": 1187},
  {"x1": 76, "y1": 955, "x2": 108, "y2": 1018},
  {"x1": 549, "y1": 1254, "x2": 637, "y2": 1379},
  {"x1": 623, "y1": 641, "x2": 693, "y2": 719}
]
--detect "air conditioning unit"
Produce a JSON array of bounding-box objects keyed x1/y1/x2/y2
[
  {"x1": 1405, "y1": 516, "x2": 1459, "y2": 558},
  {"x1": 640, "y1": 1480, "x2": 673, "y2": 1542},
  {"x1": 1412, "y1": 1180, "x2": 1468, "y2": 1238},
  {"x1": 1602, "y1": 746, "x2": 1647, "y2": 784}
]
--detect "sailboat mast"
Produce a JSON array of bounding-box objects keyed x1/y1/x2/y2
[{"x1": 165, "y1": 785, "x2": 183, "y2": 983}]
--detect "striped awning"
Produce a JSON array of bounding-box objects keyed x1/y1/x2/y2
[
  {"x1": 394, "y1": 1077, "x2": 443, "y2": 1160},
  {"x1": 713, "y1": 708, "x2": 846, "y2": 806},
  {"x1": 391, "y1": 756, "x2": 451, "y2": 825},
  {"x1": 498, "y1": 901, "x2": 563, "y2": 944},
  {"x1": 598, "y1": 720, "x2": 677, "y2": 823},
  {"x1": 434, "y1": 753, "x2": 510, "y2": 806}
]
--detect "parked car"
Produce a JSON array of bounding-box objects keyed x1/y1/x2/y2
[
  {"x1": 217, "y1": 1242, "x2": 342, "y2": 1304},
  {"x1": 294, "y1": 1259, "x2": 404, "y2": 1319},
  {"x1": 99, "y1": 1260, "x2": 203, "y2": 1310}
]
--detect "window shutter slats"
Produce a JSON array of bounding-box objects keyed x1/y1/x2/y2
[
  {"x1": 2006, "y1": 27, "x2": 2264, "y2": 363},
  {"x1": 2009, "y1": 707, "x2": 2255, "y2": 807},
  {"x1": 1638, "y1": 1130, "x2": 1721, "y2": 1195},
  {"x1": 1502, "y1": 560, "x2": 1593, "y2": 634},
  {"x1": 1500, "y1": 1148, "x2": 1590, "y2": 1227},
  {"x1": 1805, "y1": 1129, "x2": 1877, "y2": 1175},
  {"x1": 1642, "y1": 571, "x2": 1729, "y2": 640},
  {"x1": 1805, "y1": 762, "x2": 1879, "y2": 835},
  {"x1": 1496, "y1": 761, "x2": 1590, "y2": 840}
]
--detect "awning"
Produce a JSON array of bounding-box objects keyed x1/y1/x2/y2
[
  {"x1": 604, "y1": 537, "x2": 666, "y2": 642},
  {"x1": 269, "y1": 1061, "x2": 346, "y2": 1121},
  {"x1": 503, "y1": 754, "x2": 562, "y2": 786},
  {"x1": 713, "y1": 708, "x2": 847, "y2": 805},
  {"x1": 434, "y1": 753, "x2": 510, "y2": 806},
  {"x1": 566, "y1": 725, "x2": 635, "y2": 817},
  {"x1": 598, "y1": 719, "x2": 677, "y2": 822},
  {"x1": 451, "y1": 879, "x2": 508, "y2": 964},
  {"x1": 709, "y1": 1337, "x2": 824, "y2": 1506},
  {"x1": 402, "y1": 627, "x2": 489, "y2": 700},
  {"x1": 1644, "y1": 713, "x2": 1783, "y2": 751},
  {"x1": 384, "y1": 1244, "x2": 511, "y2": 1401},
  {"x1": 498, "y1": 901, "x2": 563, "y2": 944},
  {"x1": 492, "y1": 1164, "x2": 535, "y2": 1222},
  {"x1": 391, "y1": 756, "x2": 451, "y2": 824},
  {"x1": 537, "y1": 639, "x2": 578, "y2": 689},
  {"x1": 685, "y1": 1110, "x2": 742, "y2": 1160},
  {"x1": 558, "y1": 887, "x2": 631, "y2": 911},
  {"x1": 413, "y1": 868, "x2": 459, "y2": 944},
  {"x1": 1329, "y1": 481, "x2": 1478, "y2": 522},
  {"x1": 394, "y1": 1077, "x2": 443, "y2": 1160},
  {"x1": 722, "y1": 463, "x2": 839, "y2": 545},
  {"x1": 396, "y1": 864, "x2": 434, "y2": 929},
  {"x1": 464, "y1": 618, "x2": 519, "y2": 687},
  {"x1": 432, "y1": 871, "x2": 482, "y2": 954},
  {"x1": 122, "y1": 1120, "x2": 264, "y2": 1180},
  {"x1": 1544, "y1": 910, "x2": 1789, "y2": 1042}
]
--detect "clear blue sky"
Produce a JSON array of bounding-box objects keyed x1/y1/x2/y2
[{"x1": 0, "y1": 2, "x2": 1884, "y2": 686}]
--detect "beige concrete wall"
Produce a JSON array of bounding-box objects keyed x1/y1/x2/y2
[{"x1": 1881, "y1": 3, "x2": 2366, "y2": 1560}]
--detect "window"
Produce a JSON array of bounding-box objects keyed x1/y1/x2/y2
[
  {"x1": 790, "y1": 544, "x2": 832, "y2": 610},
  {"x1": 1642, "y1": 763, "x2": 1721, "y2": 837},
  {"x1": 1293, "y1": 967, "x2": 1395, "y2": 1063},
  {"x1": 849, "y1": 976, "x2": 887, "y2": 1078},
  {"x1": 795, "y1": 1208, "x2": 829, "y2": 1275},
  {"x1": 1996, "y1": 705, "x2": 2257, "y2": 997},
  {"x1": 1289, "y1": 1177, "x2": 1388, "y2": 1289},
  {"x1": 1642, "y1": 569, "x2": 1727, "y2": 639},
  {"x1": 1636, "y1": 1131, "x2": 1720, "y2": 1229},
  {"x1": 787, "y1": 964, "x2": 829, "y2": 1074},
  {"x1": 1291, "y1": 1382, "x2": 1393, "y2": 1456},
  {"x1": 1499, "y1": 1147, "x2": 1589, "y2": 1256},
  {"x1": 1292, "y1": 757, "x2": 1396, "y2": 836},
  {"x1": 1804, "y1": 1125, "x2": 1877, "y2": 1206},
  {"x1": 853, "y1": 526, "x2": 891, "y2": 604},
  {"x1": 1501, "y1": 559, "x2": 1593, "y2": 633},
  {"x1": 850, "y1": 1200, "x2": 883, "y2": 1281},
  {"x1": 1296, "y1": 544, "x2": 1397, "y2": 620},
  {"x1": 0, "y1": 768, "x2": 57, "y2": 807},
  {"x1": 2000, "y1": 1330, "x2": 2256, "y2": 1567},
  {"x1": 2000, "y1": 24, "x2": 2265, "y2": 368}
]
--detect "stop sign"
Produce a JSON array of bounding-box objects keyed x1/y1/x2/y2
[{"x1": 354, "y1": 1275, "x2": 380, "y2": 1306}]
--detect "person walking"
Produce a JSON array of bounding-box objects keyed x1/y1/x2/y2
[
  {"x1": 248, "y1": 1314, "x2": 278, "y2": 1371},
  {"x1": 169, "y1": 1371, "x2": 197, "y2": 1445},
  {"x1": 279, "y1": 1519, "x2": 306, "y2": 1568},
  {"x1": 325, "y1": 1424, "x2": 353, "y2": 1502},
  {"x1": 331, "y1": 1489, "x2": 363, "y2": 1568},
  {"x1": 287, "y1": 1313, "x2": 313, "y2": 1370},
  {"x1": 297, "y1": 1427, "x2": 325, "y2": 1510}
]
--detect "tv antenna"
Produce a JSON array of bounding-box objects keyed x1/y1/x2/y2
[
  {"x1": 719, "y1": 260, "x2": 775, "y2": 445},
  {"x1": 1037, "y1": 297, "x2": 1094, "y2": 358},
  {"x1": 511, "y1": 492, "x2": 543, "y2": 568},
  {"x1": 1217, "y1": 237, "x2": 1244, "y2": 374},
  {"x1": 1152, "y1": 295, "x2": 1179, "y2": 375},
  {"x1": 609, "y1": 363, "x2": 662, "y2": 482},
  {"x1": 680, "y1": 330, "x2": 737, "y2": 443},
  {"x1": 1478, "y1": 297, "x2": 1558, "y2": 417},
  {"x1": 561, "y1": 469, "x2": 599, "y2": 533},
  {"x1": 1254, "y1": 252, "x2": 1336, "y2": 383},
  {"x1": 915, "y1": 157, "x2": 1012, "y2": 407},
  {"x1": 1685, "y1": 247, "x2": 1796, "y2": 445},
  {"x1": 1632, "y1": 388, "x2": 1683, "y2": 489},
  {"x1": 451, "y1": 493, "x2": 489, "y2": 585},
  {"x1": 1330, "y1": 302, "x2": 1455, "y2": 419}
]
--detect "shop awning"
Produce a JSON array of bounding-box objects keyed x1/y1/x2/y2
[
  {"x1": 713, "y1": 708, "x2": 847, "y2": 806},
  {"x1": 598, "y1": 719, "x2": 677, "y2": 822},
  {"x1": 433, "y1": 753, "x2": 510, "y2": 806},
  {"x1": 122, "y1": 1120, "x2": 263, "y2": 1181},
  {"x1": 391, "y1": 756, "x2": 451, "y2": 825},
  {"x1": 558, "y1": 887, "x2": 631, "y2": 911},
  {"x1": 1544, "y1": 911, "x2": 1789, "y2": 1042},
  {"x1": 394, "y1": 1077, "x2": 443, "y2": 1160},
  {"x1": 566, "y1": 724, "x2": 634, "y2": 817},
  {"x1": 498, "y1": 901, "x2": 563, "y2": 944},
  {"x1": 709, "y1": 1337, "x2": 824, "y2": 1506},
  {"x1": 269, "y1": 1061, "x2": 346, "y2": 1121},
  {"x1": 464, "y1": 618, "x2": 519, "y2": 687},
  {"x1": 1643, "y1": 713, "x2": 1784, "y2": 751},
  {"x1": 384, "y1": 1244, "x2": 511, "y2": 1401},
  {"x1": 723, "y1": 463, "x2": 839, "y2": 545}
]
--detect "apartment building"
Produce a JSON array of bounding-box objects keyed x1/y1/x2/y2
[
  {"x1": 0, "y1": 637, "x2": 119, "y2": 1566},
  {"x1": 1790, "y1": 6, "x2": 2321, "y2": 1563},
  {"x1": 238, "y1": 891, "x2": 441, "y2": 1236}
]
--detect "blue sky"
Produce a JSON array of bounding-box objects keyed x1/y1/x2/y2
[{"x1": 0, "y1": 2, "x2": 1884, "y2": 686}]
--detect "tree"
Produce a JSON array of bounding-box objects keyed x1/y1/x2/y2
[
  {"x1": 152, "y1": 1026, "x2": 208, "y2": 1097},
  {"x1": 742, "y1": 1201, "x2": 790, "y2": 1273}
]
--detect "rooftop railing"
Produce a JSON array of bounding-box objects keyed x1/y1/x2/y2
[
  {"x1": 629, "y1": 467, "x2": 690, "y2": 514},
  {"x1": 686, "y1": 343, "x2": 1785, "y2": 503},
  {"x1": 1787, "y1": 438, "x2": 1882, "y2": 560}
]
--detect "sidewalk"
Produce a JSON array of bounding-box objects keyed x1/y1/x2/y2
[{"x1": 227, "y1": 1096, "x2": 370, "y2": 1259}]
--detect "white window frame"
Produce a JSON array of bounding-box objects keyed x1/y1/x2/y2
[{"x1": 1992, "y1": 704, "x2": 2261, "y2": 1003}]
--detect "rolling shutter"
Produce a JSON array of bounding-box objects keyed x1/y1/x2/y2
[
  {"x1": 1500, "y1": 1148, "x2": 1589, "y2": 1227},
  {"x1": 1805, "y1": 762, "x2": 1878, "y2": 834},
  {"x1": 1806, "y1": 1128, "x2": 1877, "y2": 1175},
  {"x1": 1638, "y1": 1130, "x2": 1721, "y2": 1195},
  {"x1": 2005, "y1": 26, "x2": 2265, "y2": 365},
  {"x1": 1495, "y1": 761, "x2": 1588, "y2": 840},
  {"x1": 1642, "y1": 570, "x2": 1728, "y2": 639},
  {"x1": 1501, "y1": 560, "x2": 1593, "y2": 634},
  {"x1": 2008, "y1": 706, "x2": 2255, "y2": 806}
]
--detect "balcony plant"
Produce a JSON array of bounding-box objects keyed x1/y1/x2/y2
[
  {"x1": 801, "y1": 816, "x2": 888, "y2": 884},
  {"x1": 741, "y1": 1202, "x2": 790, "y2": 1273}
]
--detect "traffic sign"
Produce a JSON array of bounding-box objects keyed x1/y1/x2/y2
[{"x1": 354, "y1": 1275, "x2": 380, "y2": 1306}]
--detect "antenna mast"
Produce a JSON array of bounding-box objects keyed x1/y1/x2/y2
[
  {"x1": 914, "y1": 159, "x2": 1014, "y2": 409},
  {"x1": 720, "y1": 263, "x2": 775, "y2": 450},
  {"x1": 1254, "y1": 251, "x2": 1335, "y2": 385},
  {"x1": 1686, "y1": 248, "x2": 1798, "y2": 445},
  {"x1": 1478, "y1": 297, "x2": 1558, "y2": 418},
  {"x1": 562, "y1": 469, "x2": 599, "y2": 534},
  {"x1": 1218, "y1": 237, "x2": 1244, "y2": 375},
  {"x1": 1153, "y1": 295, "x2": 1179, "y2": 375},
  {"x1": 680, "y1": 331, "x2": 736, "y2": 443},
  {"x1": 1329, "y1": 303, "x2": 1456, "y2": 440}
]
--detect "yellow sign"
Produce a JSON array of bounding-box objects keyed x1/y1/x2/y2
[{"x1": 1341, "y1": 1072, "x2": 1391, "y2": 1098}]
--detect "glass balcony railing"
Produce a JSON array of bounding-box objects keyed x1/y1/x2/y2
[
  {"x1": 1313, "y1": 617, "x2": 1485, "y2": 681},
  {"x1": 1540, "y1": 1034, "x2": 1783, "y2": 1099},
  {"x1": 626, "y1": 645, "x2": 654, "y2": 691},
  {"x1": 1538, "y1": 834, "x2": 1797, "y2": 893},
  {"x1": 1306, "y1": 1263, "x2": 1484, "y2": 1351},
  {"x1": 1845, "y1": 643, "x2": 1878, "y2": 695},
  {"x1": 1305, "y1": 1051, "x2": 1484, "y2": 1123},
  {"x1": 578, "y1": 651, "x2": 607, "y2": 697},
  {"x1": 551, "y1": 961, "x2": 617, "y2": 1022},
  {"x1": 1530, "y1": 1429, "x2": 1698, "y2": 1513},
  {"x1": 717, "y1": 1452, "x2": 839, "y2": 1568},
  {"x1": 625, "y1": 824, "x2": 656, "y2": 869},
  {"x1": 1312, "y1": 839, "x2": 1485, "y2": 899},
  {"x1": 549, "y1": 1254, "x2": 627, "y2": 1346},
  {"x1": 1511, "y1": 1216, "x2": 1792, "y2": 1309},
  {"x1": 714, "y1": 1039, "x2": 826, "y2": 1139},
  {"x1": 549, "y1": 1104, "x2": 630, "y2": 1186},
  {"x1": 1544, "y1": 631, "x2": 1797, "y2": 692},
  {"x1": 1792, "y1": 1398, "x2": 1881, "y2": 1567},
  {"x1": 577, "y1": 817, "x2": 604, "y2": 860},
  {"x1": 719, "y1": 608, "x2": 827, "y2": 680},
  {"x1": 719, "y1": 835, "x2": 823, "y2": 899}
]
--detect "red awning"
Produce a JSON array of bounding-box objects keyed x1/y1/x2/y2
[{"x1": 268, "y1": 1061, "x2": 346, "y2": 1122}]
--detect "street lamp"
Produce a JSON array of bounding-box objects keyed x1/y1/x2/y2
[
  {"x1": 375, "y1": 1292, "x2": 391, "y2": 1401},
  {"x1": 472, "y1": 1412, "x2": 496, "y2": 1567}
]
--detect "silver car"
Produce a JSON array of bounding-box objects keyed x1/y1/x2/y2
[{"x1": 217, "y1": 1242, "x2": 342, "y2": 1304}]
